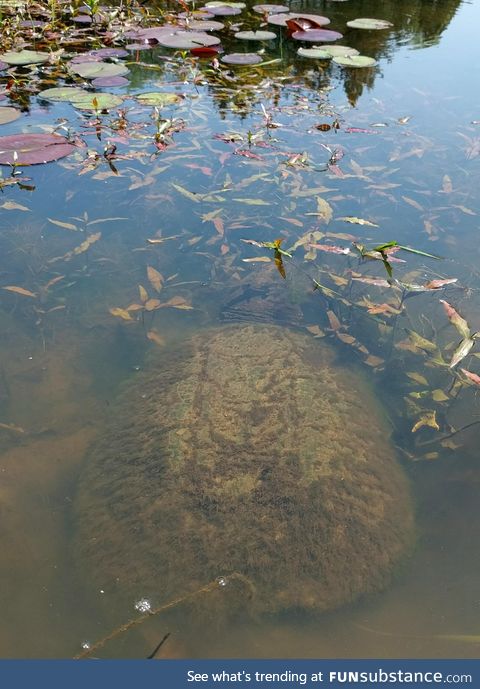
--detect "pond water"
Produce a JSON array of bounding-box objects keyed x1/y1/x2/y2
[{"x1": 0, "y1": 0, "x2": 480, "y2": 659}]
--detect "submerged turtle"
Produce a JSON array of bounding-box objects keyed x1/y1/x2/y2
[{"x1": 73, "y1": 317, "x2": 414, "y2": 620}]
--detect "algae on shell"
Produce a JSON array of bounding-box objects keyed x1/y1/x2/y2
[{"x1": 73, "y1": 324, "x2": 414, "y2": 618}]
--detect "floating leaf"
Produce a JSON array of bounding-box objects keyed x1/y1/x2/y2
[
  {"x1": 267, "y1": 12, "x2": 330, "y2": 27},
  {"x1": 305, "y1": 324, "x2": 325, "y2": 337},
  {"x1": 157, "y1": 30, "x2": 221, "y2": 49},
  {"x1": 253, "y1": 4, "x2": 289, "y2": 13},
  {"x1": 460, "y1": 368, "x2": 480, "y2": 385},
  {"x1": 412, "y1": 411, "x2": 439, "y2": 433},
  {"x1": 0, "y1": 107, "x2": 20, "y2": 125},
  {"x1": 221, "y1": 53, "x2": 263, "y2": 65},
  {"x1": 71, "y1": 92, "x2": 124, "y2": 111},
  {"x1": 2, "y1": 285, "x2": 36, "y2": 298},
  {"x1": 309, "y1": 243, "x2": 350, "y2": 255},
  {"x1": 407, "y1": 372, "x2": 428, "y2": 386},
  {"x1": 242, "y1": 256, "x2": 271, "y2": 263},
  {"x1": 109, "y1": 307, "x2": 133, "y2": 321},
  {"x1": 234, "y1": 30, "x2": 277, "y2": 40},
  {"x1": 406, "y1": 330, "x2": 437, "y2": 353},
  {"x1": 38, "y1": 87, "x2": 88, "y2": 103},
  {"x1": 144, "y1": 298, "x2": 162, "y2": 311},
  {"x1": 351, "y1": 276, "x2": 391, "y2": 287},
  {"x1": 1, "y1": 200, "x2": 29, "y2": 211},
  {"x1": 439, "y1": 299, "x2": 471, "y2": 339},
  {"x1": 424, "y1": 278, "x2": 458, "y2": 290},
  {"x1": 147, "y1": 266, "x2": 164, "y2": 293},
  {"x1": 147, "y1": 330, "x2": 165, "y2": 346},
  {"x1": 337, "y1": 216, "x2": 378, "y2": 227},
  {"x1": 47, "y1": 218, "x2": 79, "y2": 231},
  {"x1": 70, "y1": 61, "x2": 129, "y2": 79},
  {"x1": 346, "y1": 18, "x2": 393, "y2": 30},
  {"x1": 333, "y1": 54, "x2": 377, "y2": 68},
  {"x1": 0, "y1": 421, "x2": 25, "y2": 434},
  {"x1": 292, "y1": 29, "x2": 343, "y2": 42},
  {"x1": 432, "y1": 389, "x2": 449, "y2": 401},
  {"x1": 0, "y1": 49, "x2": 50, "y2": 65},
  {"x1": 0, "y1": 133, "x2": 75, "y2": 166},
  {"x1": 297, "y1": 47, "x2": 332, "y2": 59},
  {"x1": 139, "y1": 285, "x2": 148, "y2": 303},
  {"x1": 161, "y1": 296, "x2": 193, "y2": 310},
  {"x1": 136, "y1": 92, "x2": 183, "y2": 106},
  {"x1": 316, "y1": 197, "x2": 333, "y2": 223},
  {"x1": 449, "y1": 337, "x2": 475, "y2": 369}
]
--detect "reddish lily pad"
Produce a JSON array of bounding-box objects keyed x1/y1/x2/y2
[
  {"x1": 0, "y1": 61, "x2": 7, "y2": 71},
  {"x1": 267, "y1": 12, "x2": 330, "y2": 27},
  {"x1": 180, "y1": 19, "x2": 224, "y2": 30},
  {"x1": 0, "y1": 107, "x2": 21, "y2": 125},
  {"x1": 156, "y1": 30, "x2": 221, "y2": 49},
  {"x1": 190, "y1": 45, "x2": 222, "y2": 57},
  {"x1": 292, "y1": 29, "x2": 343, "y2": 42},
  {"x1": 234, "y1": 30, "x2": 276, "y2": 40},
  {"x1": 0, "y1": 133, "x2": 75, "y2": 165},
  {"x1": 253, "y1": 4, "x2": 289, "y2": 13},
  {"x1": 0, "y1": 49, "x2": 50, "y2": 65},
  {"x1": 221, "y1": 52, "x2": 262, "y2": 65},
  {"x1": 346, "y1": 18, "x2": 393, "y2": 30},
  {"x1": 91, "y1": 75, "x2": 129, "y2": 87}
]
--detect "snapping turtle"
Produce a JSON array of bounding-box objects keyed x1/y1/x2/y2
[{"x1": 74, "y1": 320, "x2": 414, "y2": 619}]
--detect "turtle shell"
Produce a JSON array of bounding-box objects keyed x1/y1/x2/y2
[{"x1": 73, "y1": 324, "x2": 414, "y2": 618}]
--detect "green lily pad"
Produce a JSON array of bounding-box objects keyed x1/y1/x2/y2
[
  {"x1": 316, "y1": 45, "x2": 359, "y2": 57},
  {"x1": 38, "y1": 86, "x2": 89, "y2": 103},
  {"x1": 332, "y1": 54, "x2": 377, "y2": 67},
  {"x1": 234, "y1": 30, "x2": 277, "y2": 40},
  {"x1": 0, "y1": 49, "x2": 50, "y2": 65},
  {"x1": 346, "y1": 18, "x2": 393, "y2": 30},
  {"x1": 297, "y1": 47, "x2": 332, "y2": 59},
  {"x1": 70, "y1": 92, "x2": 124, "y2": 110},
  {"x1": 136, "y1": 92, "x2": 183, "y2": 106},
  {"x1": 0, "y1": 106, "x2": 21, "y2": 125},
  {"x1": 70, "y1": 61, "x2": 129, "y2": 79}
]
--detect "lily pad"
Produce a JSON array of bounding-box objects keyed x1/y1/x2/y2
[
  {"x1": 253, "y1": 4, "x2": 289, "y2": 13},
  {"x1": 292, "y1": 29, "x2": 343, "y2": 42},
  {"x1": 234, "y1": 30, "x2": 276, "y2": 40},
  {"x1": 91, "y1": 76, "x2": 129, "y2": 88},
  {"x1": 0, "y1": 49, "x2": 50, "y2": 65},
  {"x1": 180, "y1": 19, "x2": 224, "y2": 30},
  {"x1": 267, "y1": 12, "x2": 330, "y2": 27},
  {"x1": 221, "y1": 52, "x2": 263, "y2": 65},
  {"x1": 332, "y1": 54, "x2": 377, "y2": 67},
  {"x1": 0, "y1": 107, "x2": 20, "y2": 125},
  {"x1": 70, "y1": 61, "x2": 129, "y2": 79},
  {"x1": 38, "y1": 86, "x2": 88, "y2": 102},
  {"x1": 315, "y1": 45, "x2": 359, "y2": 57},
  {"x1": 202, "y1": 4, "x2": 242, "y2": 14},
  {"x1": 88, "y1": 48, "x2": 129, "y2": 58},
  {"x1": 297, "y1": 47, "x2": 333, "y2": 59},
  {"x1": 156, "y1": 30, "x2": 221, "y2": 49},
  {"x1": 0, "y1": 61, "x2": 7, "y2": 72},
  {"x1": 70, "y1": 92, "x2": 124, "y2": 110},
  {"x1": 346, "y1": 18, "x2": 393, "y2": 30},
  {"x1": 204, "y1": 1, "x2": 245, "y2": 7},
  {"x1": 136, "y1": 92, "x2": 183, "y2": 106},
  {"x1": 0, "y1": 133, "x2": 75, "y2": 165}
]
